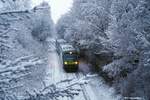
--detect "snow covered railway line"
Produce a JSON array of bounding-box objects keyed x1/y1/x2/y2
[
  {"x1": 46, "y1": 52, "x2": 87, "y2": 100},
  {"x1": 46, "y1": 50, "x2": 91, "y2": 100},
  {"x1": 75, "y1": 73, "x2": 98, "y2": 100},
  {"x1": 66, "y1": 73, "x2": 91, "y2": 100},
  {"x1": 46, "y1": 42, "x2": 122, "y2": 100}
]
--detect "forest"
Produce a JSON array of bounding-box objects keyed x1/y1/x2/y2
[
  {"x1": 0, "y1": 0, "x2": 150, "y2": 100},
  {"x1": 56, "y1": 0, "x2": 150, "y2": 99}
]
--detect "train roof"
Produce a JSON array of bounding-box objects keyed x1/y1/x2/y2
[{"x1": 60, "y1": 44, "x2": 76, "y2": 52}]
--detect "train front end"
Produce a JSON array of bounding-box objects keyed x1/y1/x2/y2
[{"x1": 63, "y1": 51, "x2": 79, "y2": 72}]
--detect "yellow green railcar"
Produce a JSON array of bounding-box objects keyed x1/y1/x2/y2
[{"x1": 59, "y1": 44, "x2": 79, "y2": 71}]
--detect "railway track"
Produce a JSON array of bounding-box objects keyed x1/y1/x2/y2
[
  {"x1": 46, "y1": 51, "x2": 95, "y2": 100},
  {"x1": 45, "y1": 42, "x2": 122, "y2": 100}
]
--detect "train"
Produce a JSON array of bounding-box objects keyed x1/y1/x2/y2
[{"x1": 56, "y1": 39, "x2": 79, "y2": 72}]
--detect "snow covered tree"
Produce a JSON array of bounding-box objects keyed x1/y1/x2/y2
[
  {"x1": 57, "y1": 0, "x2": 150, "y2": 99},
  {"x1": 56, "y1": 0, "x2": 112, "y2": 67},
  {"x1": 0, "y1": 0, "x2": 31, "y2": 12},
  {"x1": 0, "y1": 1, "x2": 54, "y2": 99},
  {"x1": 31, "y1": 2, "x2": 54, "y2": 42},
  {"x1": 103, "y1": 0, "x2": 150, "y2": 98}
]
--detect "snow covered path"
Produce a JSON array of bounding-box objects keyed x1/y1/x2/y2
[{"x1": 44, "y1": 41, "x2": 122, "y2": 100}]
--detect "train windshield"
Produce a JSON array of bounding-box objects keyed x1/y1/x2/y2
[{"x1": 63, "y1": 52, "x2": 78, "y2": 61}]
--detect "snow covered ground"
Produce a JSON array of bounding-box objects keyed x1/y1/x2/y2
[
  {"x1": 0, "y1": 36, "x2": 122, "y2": 99},
  {"x1": 44, "y1": 40, "x2": 122, "y2": 100}
]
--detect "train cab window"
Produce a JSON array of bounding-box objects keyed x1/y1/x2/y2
[{"x1": 63, "y1": 52, "x2": 78, "y2": 60}]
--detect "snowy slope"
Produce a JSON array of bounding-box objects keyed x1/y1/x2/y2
[{"x1": 0, "y1": 1, "x2": 54, "y2": 99}]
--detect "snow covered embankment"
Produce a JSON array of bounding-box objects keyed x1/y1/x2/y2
[{"x1": 0, "y1": 1, "x2": 53, "y2": 99}]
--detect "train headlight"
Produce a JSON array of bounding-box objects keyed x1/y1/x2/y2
[
  {"x1": 64, "y1": 61, "x2": 68, "y2": 65},
  {"x1": 75, "y1": 61, "x2": 78, "y2": 65}
]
